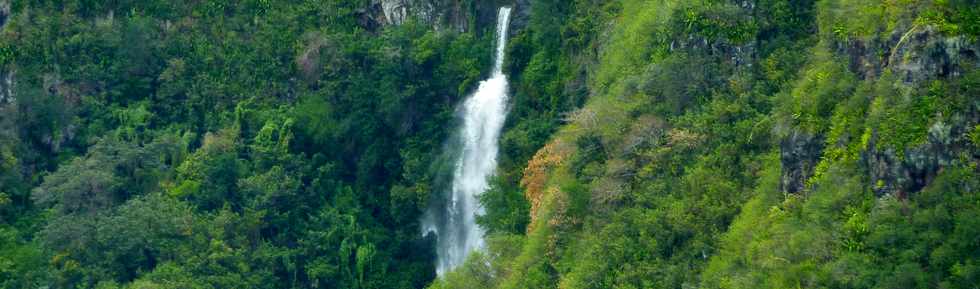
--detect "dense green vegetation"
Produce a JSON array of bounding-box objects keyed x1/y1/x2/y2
[
  {"x1": 1, "y1": 0, "x2": 977, "y2": 289},
  {"x1": 0, "y1": 1, "x2": 495, "y2": 288},
  {"x1": 434, "y1": 0, "x2": 979, "y2": 289}
]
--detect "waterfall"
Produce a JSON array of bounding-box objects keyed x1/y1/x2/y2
[{"x1": 423, "y1": 6, "x2": 513, "y2": 276}]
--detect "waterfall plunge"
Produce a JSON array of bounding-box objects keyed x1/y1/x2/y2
[{"x1": 423, "y1": 6, "x2": 512, "y2": 276}]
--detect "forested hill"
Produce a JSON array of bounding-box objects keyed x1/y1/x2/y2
[
  {"x1": 0, "y1": 1, "x2": 977, "y2": 289},
  {"x1": 0, "y1": 0, "x2": 500, "y2": 288}
]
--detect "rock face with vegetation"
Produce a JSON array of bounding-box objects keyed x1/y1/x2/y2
[
  {"x1": 369, "y1": 0, "x2": 462, "y2": 29},
  {"x1": 432, "y1": 1, "x2": 979, "y2": 289},
  {"x1": 0, "y1": 1, "x2": 976, "y2": 289}
]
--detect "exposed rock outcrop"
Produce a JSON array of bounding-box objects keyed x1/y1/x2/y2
[
  {"x1": 509, "y1": 0, "x2": 531, "y2": 36},
  {"x1": 360, "y1": 0, "x2": 530, "y2": 36},
  {"x1": 779, "y1": 130, "x2": 824, "y2": 194},
  {"x1": 781, "y1": 24, "x2": 980, "y2": 197},
  {"x1": 2, "y1": 1, "x2": 15, "y2": 104},
  {"x1": 863, "y1": 120, "x2": 975, "y2": 198},
  {"x1": 0, "y1": 0, "x2": 9, "y2": 29},
  {"x1": 666, "y1": 2, "x2": 757, "y2": 70},
  {"x1": 363, "y1": 0, "x2": 472, "y2": 32},
  {"x1": 379, "y1": 0, "x2": 433, "y2": 26},
  {"x1": 858, "y1": 26, "x2": 978, "y2": 197},
  {"x1": 890, "y1": 26, "x2": 980, "y2": 84},
  {"x1": 838, "y1": 24, "x2": 980, "y2": 81},
  {"x1": 0, "y1": 70, "x2": 12, "y2": 104}
]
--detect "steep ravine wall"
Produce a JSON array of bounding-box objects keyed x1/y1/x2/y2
[{"x1": 780, "y1": 23, "x2": 980, "y2": 198}]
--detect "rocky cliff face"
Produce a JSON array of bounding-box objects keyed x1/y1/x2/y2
[
  {"x1": 0, "y1": 70, "x2": 12, "y2": 104},
  {"x1": 889, "y1": 26, "x2": 979, "y2": 84},
  {"x1": 779, "y1": 23, "x2": 980, "y2": 196},
  {"x1": 863, "y1": 121, "x2": 972, "y2": 197},
  {"x1": 858, "y1": 27, "x2": 978, "y2": 198},
  {"x1": 838, "y1": 23, "x2": 979, "y2": 83},
  {"x1": 360, "y1": 0, "x2": 529, "y2": 36},
  {"x1": 359, "y1": 0, "x2": 471, "y2": 32},
  {"x1": 378, "y1": 0, "x2": 441, "y2": 27},
  {"x1": 779, "y1": 130, "x2": 824, "y2": 194},
  {"x1": 1, "y1": 1, "x2": 10, "y2": 104},
  {"x1": 0, "y1": 0, "x2": 9, "y2": 29}
]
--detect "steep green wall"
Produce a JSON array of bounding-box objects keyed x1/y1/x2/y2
[{"x1": 436, "y1": 0, "x2": 979, "y2": 288}]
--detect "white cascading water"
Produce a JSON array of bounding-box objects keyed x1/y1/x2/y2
[{"x1": 423, "y1": 6, "x2": 512, "y2": 276}]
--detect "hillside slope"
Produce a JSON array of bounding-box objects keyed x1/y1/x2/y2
[
  {"x1": 0, "y1": 1, "x2": 498, "y2": 288},
  {"x1": 0, "y1": 1, "x2": 976, "y2": 288},
  {"x1": 435, "y1": 0, "x2": 979, "y2": 288}
]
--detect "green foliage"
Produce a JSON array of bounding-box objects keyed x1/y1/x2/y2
[
  {"x1": 33, "y1": 137, "x2": 175, "y2": 215},
  {"x1": 778, "y1": 54, "x2": 858, "y2": 134},
  {"x1": 919, "y1": 0, "x2": 980, "y2": 38},
  {"x1": 970, "y1": 125, "x2": 980, "y2": 148},
  {"x1": 428, "y1": 235, "x2": 525, "y2": 289},
  {"x1": 0, "y1": 0, "x2": 498, "y2": 288},
  {"x1": 0, "y1": 226, "x2": 45, "y2": 289},
  {"x1": 173, "y1": 129, "x2": 244, "y2": 210},
  {"x1": 866, "y1": 76, "x2": 935, "y2": 151},
  {"x1": 674, "y1": 1, "x2": 758, "y2": 44},
  {"x1": 704, "y1": 159, "x2": 979, "y2": 289},
  {"x1": 477, "y1": 175, "x2": 531, "y2": 234},
  {"x1": 816, "y1": 0, "x2": 921, "y2": 42},
  {"x1": 485, "y1": 0, "x2": 616, "y2": 236},
  {"x1": 448, "y1": 1, "x2": 979, "y2": 289},
  {"x1": 2, "y1": 0, "x2": 977, "y2": 288}
]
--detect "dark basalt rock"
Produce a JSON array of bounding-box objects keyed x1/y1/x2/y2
[
  {"x1": 360, "y1": 0, "x2": 526, "y2": 36},
  {"x1": 864, "y1": 120, "x2": 975, "y2": 198},
  {"x1": 889, "y1": 26, "x2": 980, "y2": 84},
  {"x1": 0, "y1": 70, "x2": 11, "y2": 104},
  {"x1": 0, "y1": 1, "x2": 8, "y2": 29},
  {"x1": 857, "y1": 24, "x2": 978, "y2": 197},
  {"x1": 363, "y1": 0, "x2": 479, "y2": 32},
  {"x1": 355, "y1": 3, "x2": 385, "y2": 32},
  {"x1": 837, "y1": 24, "x2": 980, "y2": 82},
  {"x1": 779, "y1": 130, "x2": 824, "y2": 194},
  {"x1": 509, "y1": 0, "x2": 532, "y2": 36}
]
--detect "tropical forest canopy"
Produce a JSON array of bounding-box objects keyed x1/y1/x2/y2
[{"x1": 0, "y1": 0, "x2": 977, "y2": 289}]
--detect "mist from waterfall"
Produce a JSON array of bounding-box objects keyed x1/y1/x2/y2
[{"x1": 422, "y1": 6, "x2": 512, "y2": 276}]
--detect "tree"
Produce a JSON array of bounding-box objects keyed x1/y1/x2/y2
[{"x1": 32, "y1": 138, "x2": 167, "y2": 215}]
